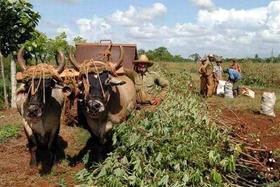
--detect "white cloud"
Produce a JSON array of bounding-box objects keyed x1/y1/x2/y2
[
  {"x1": 56, "y1": 25, "x2": 72, "y2": 35},
  {"x1": 56, "y1": 25, "x2": 77, "y2": 43},
  {"x1": 112, "y1": 1, "x2": 280, "y2": 57},
  {"x1": 50, "y1": 1, "x2": 280, "y2": 57},
  {"x1": 76, "y1": 17, "x2": 112, "y2": 41},
  {"x1": 198, "y1": 7, "x2": 267, "y2": 30},
  {"x1": 110, "y1": 2, "x2": 167, "y2": 26},
  {"x1": 191, "y1": 0, "x2": 214, "y2": 10}
]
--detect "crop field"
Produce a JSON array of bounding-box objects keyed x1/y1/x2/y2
[
  {"x1": 2, "y1": 0, "x2": 280, "y2": 186},
  {"x1": 0, "y1": 62, "x2": 279, "y2": 186}
]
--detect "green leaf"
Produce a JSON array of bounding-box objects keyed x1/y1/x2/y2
[
  {"x1": 234, "y1": 144, "x2": 242, "y2": 158},
  {"x1": 156, "y1": 152, "x2": 163, "y2": 163},
  {"x1": 158, "y1": 175, "x2": 169, "y2": 186},
  {"x1": 112, "y1": 133, "x2": 117, "y2": 145},
  {"x1": 210, "y1": 169, "x2": 222, "y2": 184},
  {"x1": 113, "y1": 168, "x2": 125, "y2": 177}
]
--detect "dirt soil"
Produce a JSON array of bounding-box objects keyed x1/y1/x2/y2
[
  {"x1": 219, "y1": 108, "x2": 280, "y2": 151},
  {"x1": 0, "y1": 109, "x2": 85, "y2": 187}
]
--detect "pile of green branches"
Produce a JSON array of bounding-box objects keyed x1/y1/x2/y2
[{"x1": 75, "y1": 69, "x2": 238, "y2": 186}]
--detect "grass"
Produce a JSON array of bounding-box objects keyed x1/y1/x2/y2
[
  {"x1": 207, "y1": 87, "x2": 280, "y2": 112},
  {"x1": 0, "y1": 124, "x2": 20, "y2": 143}
]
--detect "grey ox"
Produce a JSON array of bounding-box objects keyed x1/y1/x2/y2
[
  {"x1": 69, "y1": 46, "x2": 136, "y2": 143},
  {"x1": 16, "y1": 47, "x2": 65, "y2": 168}
]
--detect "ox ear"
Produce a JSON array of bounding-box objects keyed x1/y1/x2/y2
[{"x1": 109, "y1": 77, "x2": 126, "y2": 86}]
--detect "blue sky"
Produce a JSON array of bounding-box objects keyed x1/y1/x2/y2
[{"x1": 29, "y1": 0, "x2": 280, "y2": 58}]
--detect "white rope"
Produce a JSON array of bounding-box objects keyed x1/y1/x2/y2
[
  {"x1": 92, "y1": 59, "x2": 106, "y2": 98},
  {"x1": 32, "y1": 76, "x2": 42, "y2": 96}
]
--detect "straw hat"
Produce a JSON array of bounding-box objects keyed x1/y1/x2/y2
[
  {"x1": 133, "y1": 54, "x2": 153, "y2": 66},
  {"x1": 208, "y1": 54, "x2": 214, "y2": 58}
]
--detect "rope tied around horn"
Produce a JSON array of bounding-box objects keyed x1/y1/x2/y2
[
  {"x1": 16, "y1": 64, "x2": 64, "y2": 104},
  {"x1": 79, "y1": 59, "x2": 115, "y2": 99}
]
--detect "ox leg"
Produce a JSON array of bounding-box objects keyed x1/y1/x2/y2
[
  {"x1": 23, "y1": 120, "x2": 37, "y2": 167},
  {"x1": 48, "y1": 127, "x2": 60, "y2": 165},
  {"x1": 105, "y1": 121, "x2": 113, "y2": 135},
  {"x1": 96, "y1": 121, "x2": 113, "y2": 145}
]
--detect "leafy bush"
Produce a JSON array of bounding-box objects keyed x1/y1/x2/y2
[
  {"x1": 75, "y1": 68, "x2": 237, "y2": 186},
  {"x1": 0, "y1": 124, "x2": 20, "y2": 143}
]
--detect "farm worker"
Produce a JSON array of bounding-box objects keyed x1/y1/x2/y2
[
  {"x1": 198, "y1": 57, "x2": 208, "y2": 96},
  {"x1": 230, "y1": 59, "x2": 241, "y2": 73},
  {"x1": 128, "y1": 54, "x2": 169, "y2": 106},
  {"x1": 213, "y1": 58, "x2": 223, "y2": 81},
  {"x1": 224, "y1": 68, "x2": 241, "y2": 96},
  {"x1": 213, "y1": 57, "x2": 223, "y2": 94},
  {"x1": 198, "y1": 54, "x2": 215, "y2": 97}
]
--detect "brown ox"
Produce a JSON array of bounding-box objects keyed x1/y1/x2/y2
[
  {"x1": 69, "y1": 46, "x2": 136, "y2": 143},
  {"x1": 16, "y1": 47, "x2": 65, "y2": 170}
]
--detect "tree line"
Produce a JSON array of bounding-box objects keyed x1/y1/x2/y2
[{"x1": 138, "y1": 47, "x2": 188, "y2": 62}]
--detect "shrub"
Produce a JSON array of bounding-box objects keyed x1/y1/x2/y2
[{"x1": 75, "y1": 68, "x2": 237, "y2": 186}]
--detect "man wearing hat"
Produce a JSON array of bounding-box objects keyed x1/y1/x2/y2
[
  {"x1": 131, "y1": 54, "x2": 169, "y2": 106},
  {"x1": 198, "y1": 55, "x2": 215, "y2": 97},
  {"x1": 213, "y1": 57, "x2": 223, "y2": 81},
  {"x1": 198, "y1": 56, "x2": 208, "y2": 96}
]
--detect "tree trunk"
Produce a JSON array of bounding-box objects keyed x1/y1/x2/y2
[
  {"x1": 10, "y1": 58, "x2": 17, "y2": 108},
  {"x1": 0, "y1": 53, "x2": 9, "y2": 108}
]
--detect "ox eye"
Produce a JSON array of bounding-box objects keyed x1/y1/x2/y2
[{"x1": 104, "y1": 78, "x2": 110, "y2": 86}]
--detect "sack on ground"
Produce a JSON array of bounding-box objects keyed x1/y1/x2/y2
[
  {"x1": 241, "y1": 87, "x2": 255, "y2": 98},
  {"x1": 260, "y1": 92, "x2": 276, "y2": 117},
  {"x1": 216, "y1": 80, "x2": 226, "y2": 95},
  {"x1": 224, "y1": 82, "x2": 234, "y2": 98}
]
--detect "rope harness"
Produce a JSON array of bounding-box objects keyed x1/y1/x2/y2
[
  {"x1": 60, "y1": 68, "x2": 79, "y2": 96},
  {"x1": 16, "y1": 64, "x2": 62, "y2": 104},
  {"x1": 79, "y1": 59, "x2": 114, "y2": 100}
]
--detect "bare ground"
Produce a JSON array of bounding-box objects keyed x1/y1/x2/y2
[{"x1": 0, "y1": 109, "x2": 86, "y2": 187}]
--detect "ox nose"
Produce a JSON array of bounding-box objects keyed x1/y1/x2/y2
[
  {"x1": 88, "y1": 100, "x2": 105, "y2": 113},
  {"x1": 27, "y1": 105, "x2": 42, "y2": 118}
]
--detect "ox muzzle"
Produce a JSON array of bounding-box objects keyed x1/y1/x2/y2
[
  {"x1": 86, "y1": 98, "x2": 105, "y2": 117},
  {"x1": 26, "y1": 103, "x2": 43, "y2": 121}
]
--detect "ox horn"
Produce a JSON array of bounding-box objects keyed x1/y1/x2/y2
[
  {"x1": 110, "y1": 77, "x2": 126, "y2": 86},
  {"x1": 112, "y1": 46, "x2": 124, "y2": 71},
  {"x1": 56, "y1": 51, "x2": 66, "y2": 74},
  {"x1": 17, "y1": 46, "x2": 27, "y2": 72},
  {"x1": 69, "y1": 48, "x2": 80, "y2": 71}
]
